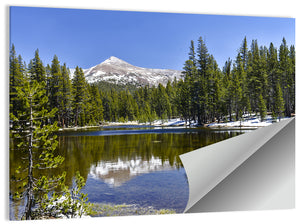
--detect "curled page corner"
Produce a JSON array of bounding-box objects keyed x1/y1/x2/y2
[{"x1": 180, "y1": 118, "x2": 295, "y2": 213}]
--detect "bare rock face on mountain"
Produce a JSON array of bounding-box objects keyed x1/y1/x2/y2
[{"x1": 80, "y1": 56, "x2": 183, "y2": 86}]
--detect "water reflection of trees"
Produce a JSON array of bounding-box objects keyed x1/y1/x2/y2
[
  {"x1": 10, "y1": 131, "x2": 243, "y2": 206},
  {"x1": 56, "y1": 131, "x2": 242, "y2": 186}
]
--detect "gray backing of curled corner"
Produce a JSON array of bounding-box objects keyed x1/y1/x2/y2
[{"x1": 180, "y1": 118, "x2": 295, "y2": 213}]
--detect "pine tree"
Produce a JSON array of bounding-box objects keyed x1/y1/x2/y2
[
  {"x1": 289, "y1": 44, "x2": 295, "y2": 115},
  {"x1": 118, "y1": 90, "x2": 135, "y2": 121},
  {"x1": 60, "y1": 64, "x2": 72, "y2": 127},
  {"x1": 267, "y1": 42, "x2": 279, "y2": 113},
  {"x1": 273, "y1": 82, "x2": 285, "y2": 121},
  {"x1": 17, "y1": 54, "x2": 26, "y2": 76},
  {"x1": 196, "y1": 36, "x2": 210, "y2": 124},
  {"x1": 176, "y1": 79, "x2": 190, "y2": 124},
  {"x1": 258, "y1": 93, "x2": 267, "y2": 121},
  {"x1": 49, "y1": 55, "x2": 64, "y2": 125},
  {"x1": 235, "y1": 52, "x2": 250, "y2": 117},
  {"x1": 230, "y1": 62, "x2": 243, "y2": 121},
  {"x1": 10, "y1": 80, "x2": 64, "y2": 220},
  {"x1": 223, "y1": 58, "x2": 233, "y2": 121},
  {"x1": 144, "y1": 102, "x2": 152, "y2": 124},
  {"x1": 240, "y1": 36, "x2": 248, "y2": 70},
  {"x1": 102, "y1": 90, "x2": 113, "y2": 121},
  {"x1": 29, "y1": 49, "x2": 46, "y2": 83},
  {"x1": 249, "y1": 40, "x2": 260, "y2": 113},
  {"x1": 206, "y1": 55, "x2": 222, "y2": 122},
  {"x1": 279, "y1": 38, "x2": 293, "y2": 117},
  {"x1": 72, "y1": 66, "x2": 88, "y2": 127},
  {"x1": 27, "y1": 49, "x2": 49, "y2": 126},
  {"x1": 182, "y1": 40, "x2": 198, "y2": 123},
  {"x1": 260, "y1": 46, "x2": 269, "y2": 100},
  {"x1": 80, "y1": 83, "x2": 91, "y2": 125},
  {"x1": 9, "y1": 44, "x2": 24, "y2": 118},
  {"x1": 89, "y1": 84, "x2": 104, "y2": 125},
  {"x1": 110, "y1": 89, "x2": 119, "y2": 122},
  {"x1": 153, "y1": 84, "x2": 172, "y2": 121},
  {"x1": 166, "y1": 80, "x2": 177, "y2": 118}
]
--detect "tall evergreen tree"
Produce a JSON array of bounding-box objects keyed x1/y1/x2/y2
[
  {"x1": 273, "y1": 82, "x2": 285, "y2": 121},
  {"x1": 101, "y1": 90, "x2": 113, "y2": 122},
  {"x1": 230, "y1": 59, "x2": 243, "y2": 121},
  {"x1": 48, "y1": 55, "x2": 64, "y2": 125},
  {"x1": 60, "y1": 64, "x2": 72, "y2": 127},
  {"x1": 153, "y1": 84, "x2": 171, "y2": 121},
  {"x1": 9, "y1": 44, "x2": 24, "y2": 118},
  {"x1": 267, "y1": 42, "x2": 279, "y2": 112},
  {"x1": 279, "y1": 38, "x2": 293, "y2": 117},
  {"x1": 236, "y1": 52, "x2": 250, "y2": 116},
  {"x1": 10, "y1": 80, "x2": 64, "y2": 220},
  {"x1": 166, "y1": 80, "x2": 177, "y2": 118},
  {"x1": 289, "y1": 44, "x2": 295, "y2": 114},
  {"x1": 89, "y1": 84, "x2": 104, "y2": 124},
  {"x1": 28, "y1": 49, "x2": 46, "y2": 83},
  {"x1": 176, "y1": 79, "x2": 190, "y2": 124},
  {"x1": 240, "y1": 36, "x2": 248, "y2": 70},
  {"x1": 110, "y1": 88, "x2": 119, "y2": 122},
  {"x1": 247, "y1": 39, "x2": 264, "y2": 114},
  {"x1": 196, "y1": 36, "x2": 210, "y2": 124},
  {"x1": 183, "y1": 40, "x2": 198, "y2": 122},
  {"x1": 223, "y1": 58, "x2": 233, "y2": 121},
  {"x1": 205, "y1": 55, "x2": 219, "y2": 122},
  {"x1": 258, "y1": 93, "x2": 267, "y2": 121},
  {"x1": 72, "y1": 66, "x2": 88, "y2": 127}
]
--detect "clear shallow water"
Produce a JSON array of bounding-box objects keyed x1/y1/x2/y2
[{"x1": 10, "y1": 127, "x2": 246, "y2": 219}]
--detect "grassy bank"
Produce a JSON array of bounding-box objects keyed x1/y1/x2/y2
[{"x1": 90, "y1": 203, "x2": 176, "y2": 217}]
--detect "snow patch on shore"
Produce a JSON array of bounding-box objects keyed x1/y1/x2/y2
[{"x1": 207, "y1": 115, "x2": 290, "y2": 128}]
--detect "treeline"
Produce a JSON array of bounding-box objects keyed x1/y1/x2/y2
[
  {"x1": 10, "y1": 36, "x2": 295, "y2": 128},
  {"x1": 9, "y1": 45, "x2": 177, "y2": 127},
  {"x1": 179, "y1": 36, "x2": 295, "y2": 124}
]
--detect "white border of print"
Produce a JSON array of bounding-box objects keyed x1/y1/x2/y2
[{"x1": 1, "y1": 0, "x2": 298, "y2": 224}]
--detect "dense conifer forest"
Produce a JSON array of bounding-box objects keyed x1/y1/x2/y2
[{"x1": 9, "y1": 36, "x2": 295, "y2": 128}]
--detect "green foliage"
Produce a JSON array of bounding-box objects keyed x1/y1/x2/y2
[
  {"x1": 258, "y1": 94, "x2": 267, "y2": 121},
  {"x1": 55, "y1": 172, "x2": 92, "y2": 218},
  {"x1": 176, "y1": 79, "x2": 190, "y2": 123},
  {"x1": 10, "y1": 79, "x2": 64, "y2": 220},
  {"x1": 94, "y1": 80, "x2": 139, "y2": 93},
  {"x1": 274, "y1": 82, "x2": 285, "y2": 120},
  {"x1": 72, "y1": 66, "x2": 89, "y2": 126},
  {"x1": 89, "y1": 84, "x2": 104, "y2": 124},
  {"x1": 9, "y1": 46, "x2": 93, "y2": 220},
  {"x1": 60, "y1": 63, "x2": 73, "y2": 127},
  {"x1": 31, "y1": 172, "x2": 92, "y2": 219},
  {"x1": 10, "y1": 37, "x2": 295, "y2": 133},
  {"x1": 178, "y1": 36, "x2": 295, "y2": 125},
  {"x1": 9, "y1": 36, "x2": 295, "y2": 130},
  {"x1": 28, "y1": 49, "x2": 46, "y2": 83},
  {"x1": 9, "y1": 44, "x2": 25, "y2": 119}
]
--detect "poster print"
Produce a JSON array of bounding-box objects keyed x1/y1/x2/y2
[{"x1": 9, "y1": 6, "x2": 295, "y2": 220}]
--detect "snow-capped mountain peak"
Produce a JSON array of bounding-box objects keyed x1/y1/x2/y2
[
  {"x1": 72, "y1": 56, "x2": 183, "y2": 86},
  {"x1": 102, "y1": 56, "x2": 129, "y2": 66}
]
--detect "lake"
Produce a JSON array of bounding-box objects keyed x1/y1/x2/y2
[{"x1": 9, "y1": 126, "x2": 247, "y2": 219}]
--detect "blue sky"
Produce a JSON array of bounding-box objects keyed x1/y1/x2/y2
[{"x1": 10, "y1": 6, "x2": 295, "y2": 70}]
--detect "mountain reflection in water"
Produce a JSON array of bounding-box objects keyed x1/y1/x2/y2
[
  {"x1": 10, "y1": 127, "x2": 246, "y2": 219},
  {"x1": 89, "y1": 156, "x2": 173, "y2": 187}
]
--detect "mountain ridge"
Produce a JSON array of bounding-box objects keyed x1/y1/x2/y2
[{"x1": 70, "y1": 56, "x2": 183, "y2": 87}]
